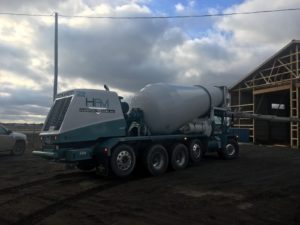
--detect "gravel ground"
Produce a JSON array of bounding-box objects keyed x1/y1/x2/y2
[{"x1": 0, "y1": 144, "x2": 299, "y2": 225}]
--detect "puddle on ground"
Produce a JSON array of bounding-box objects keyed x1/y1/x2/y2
[
  {"x1": 176, "y1": 188, "x2": 254, "y2": 210},
  {"x1": 176, "y1": 189, "x2": 244, "y2": 201},
  {"x1": 237, "y1": 202, "x2": 253, "y2": 210}
]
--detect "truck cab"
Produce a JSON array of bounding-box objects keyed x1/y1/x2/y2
[{"x1": 208, "y1": 108, "x2": 239, "y2": 159}]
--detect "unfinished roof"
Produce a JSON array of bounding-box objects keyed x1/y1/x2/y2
[{"x1": 230, "y1": 40, "x2": 300, "y2": 91}]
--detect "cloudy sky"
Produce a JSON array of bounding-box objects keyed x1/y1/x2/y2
[{"x1": 0, "y1": 0, "x2": 299, "y2": 123}]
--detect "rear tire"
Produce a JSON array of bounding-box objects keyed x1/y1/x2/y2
[
  {"x1": 110, "y1": 144, "x2": 136, "y2": 177},
  {"x1": 189, "y1": 139, "x2": 203, "y2": 163},
  {"x1": 170, "y1": 143, "x2": 189, "y2": 170},
  {"x1": 11, "y1": 141, "x2": 25, "y2": 156},
  {"x1": 144, "y1": 144, "x2": 169, "y2": 176},
  {"x1": 218, "y1": 139, "x2": 239, "y2": 159}
]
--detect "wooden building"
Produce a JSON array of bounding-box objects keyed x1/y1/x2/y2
[{"x1": 230, "y1": 40, "x2": 300, "y2": 148}]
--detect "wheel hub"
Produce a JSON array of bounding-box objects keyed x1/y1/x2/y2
[
  {"x1": 116, "y1": 151, "x2": 132, "y2": 171},
  {"x1": 225, "y1": 144, "x2": 235, "y2": 156},
  {"x1": 192, "y1": 144, "x2": 201, "y2": 159}
]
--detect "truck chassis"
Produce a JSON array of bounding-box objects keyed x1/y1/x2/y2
[{"x1": 33, "y1": 108, "x2": 239, "y2": 177}]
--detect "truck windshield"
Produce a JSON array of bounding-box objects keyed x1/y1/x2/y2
[{"x1": 43, "y1": 97, "x2": 72, "y2": 131}]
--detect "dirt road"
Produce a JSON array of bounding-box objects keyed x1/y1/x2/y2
[{"x1": 0, "y1": 144, "x2": 299, "y2": 225}]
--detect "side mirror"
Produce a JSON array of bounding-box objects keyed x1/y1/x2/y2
[
  {"x1": 7, "y1": 130, "x2": 12, "y2": 135},
  {"x1": 231, "y1": 114, "x2": 235, "y2": 127}
]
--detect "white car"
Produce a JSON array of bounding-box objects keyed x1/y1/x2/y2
[{"x1": 0, "y1": 124, "x2": 27, "y2": 155}]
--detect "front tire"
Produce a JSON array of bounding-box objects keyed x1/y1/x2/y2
[
  {"x1": 170, "y1": 143, "x2": 189, "y2": 170},
  {"x1": 11, "y1": 141, "x2": 25, "y2": 156},
  {"x1": 110, "y1": 144, "x2": 136, "y2": 177},
  {"x1": 144, "y1": 144, "x2": 169, "y2": 176},
  {"x1": 218, "y1": 139, "x2": 239, "y2": 159},
  {"x1": 189, "y1": 139, "x2": 204, "y2": 163}
]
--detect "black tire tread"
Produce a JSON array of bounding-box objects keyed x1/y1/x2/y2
[
  {"x1": 170, "y1": 143, "x2": 189, "y2": 170},
  {"x1": 218, "y1": 139, "x2": 239, "y2": 160},
  {"x1": 144, "y1": 144, "x2": 168, "y2": 176},
  {"x1": 110, "y1": 144, "x2": 136, "y2": 177},
  {"x1": 189, "y1": 139, "x2": 204, "y2": 163}
]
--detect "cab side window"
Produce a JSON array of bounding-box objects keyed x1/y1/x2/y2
[
  {"x1": 0, "y1": 126, "x2": 8, "y2": 135},
  {"x1": 214, "y1": 116, "x2": 223, "y2": 133},
  {"x1": 214, "y1": 116, "x2": 222, "y2": 125}
]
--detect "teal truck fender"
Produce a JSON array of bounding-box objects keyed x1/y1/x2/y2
[{"x1": 93, "y1": 138, "x2": 120, "y2": 156}]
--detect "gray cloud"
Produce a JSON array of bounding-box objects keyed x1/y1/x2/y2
[
  {"x1": 57, "y1": 20, "x2": 176, "y2": 91},
  {"x1": 1, "y1": 0, "x2": 300, "y2": 123},
  {"x1": 0, "y1": 43, "x2": 45, "y2": 82},
  {"x1": 34, "y1": 7, "x2": 182, "y2": 92},
  {"x1": 0, "y1": 87, "x2": 52, "y2": 123},
  {"x1": 0, "y1": 0, "x2": 65, "y2": 12},
  {"x1": 0, "y1": 87, "x2": 52, "y2": 107}
]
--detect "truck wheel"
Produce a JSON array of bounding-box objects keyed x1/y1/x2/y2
[
  {"x1": 110, "y1": 144, "x2": 136, "y2": 177},
  {"x1": 11, "y1": 141, "x2": 25, "y2": 156},
  {"x1": 218, "y1": 139, "x2": 239, "y2": 159},
  {"x1": 77, "y1": 160, "x2": 96, "y2": 171},
  {"x1": 189, "y1": 139, "x2": 203, "y2": 163},
  {"x1": 144, "y1": 144, "x2": 168, "y2": 176},
  {"x1": 170, "y1": 143, "x2": 189, "y2": 170}
]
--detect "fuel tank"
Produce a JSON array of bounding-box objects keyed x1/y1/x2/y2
[{"x1": 130, "y1": 83, "x2": 224, "y2": 134}]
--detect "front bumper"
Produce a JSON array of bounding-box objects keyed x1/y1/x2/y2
[
  {"x1": 32, "y1": 150, "x2": 58, "y2": 159},
  {"x1": 32, "y1": 147, "x2": 93, "y2": 162}
]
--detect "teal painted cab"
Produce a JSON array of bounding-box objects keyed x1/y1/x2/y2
[
  {"x1": 58, "y1": 119, "x2": 126, "y2": 143},
  {"x1": 35, "y1": 89, "x2": 128, "y2": 161},
  {"x1": 40, "y1": 89, "x2": 126, "y2": 142}
]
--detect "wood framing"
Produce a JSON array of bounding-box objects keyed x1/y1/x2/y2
[{"x1": 230, "y1": 40, "x2": 300, "y2": 148}]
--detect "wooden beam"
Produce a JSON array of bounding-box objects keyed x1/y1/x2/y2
[
  {"x1": 259, "y1": 72, "x2": 269, "y2": 84},
  {"x1": 253, "y1": 84, "x2": 290, "y2": 95},
  {"x1": 278, "y1": 58, "x2": 297, "y2": 77}
]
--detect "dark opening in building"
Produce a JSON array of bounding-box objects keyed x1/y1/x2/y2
[{"x1": 254, "y1": 90, "x2": 290, "y2": 145}]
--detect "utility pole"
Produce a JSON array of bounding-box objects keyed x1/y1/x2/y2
[{"x1": 53, "y1": 12, "x2": 58, "y2": 101}]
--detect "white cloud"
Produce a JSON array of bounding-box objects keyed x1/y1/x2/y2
[
  {"x1": 175, "y1": 3, "x2": 185, "y2": 12},
  {"x1": 189, "y1": 1, "x2": 195, "y2": 7},
  {"x1": 0, "y1": 92, "x2": 11, "y2": 97},
  {"x1": 0, "y1": 0, "x2": 300, "y2": 123},
  {"x1": 0, "y1": 18, "x2": 34, "y2": 45},
  {"x1": 116, "y1": 3, "x2": 151, "y2": 14},
  {"x1": 217, "y1": 0, "x2": 300, "y2": 45}
]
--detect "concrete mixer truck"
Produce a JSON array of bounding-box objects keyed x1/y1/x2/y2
[{"x1": 33, "y1": 83, "x2": 239, "y2": 177}]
